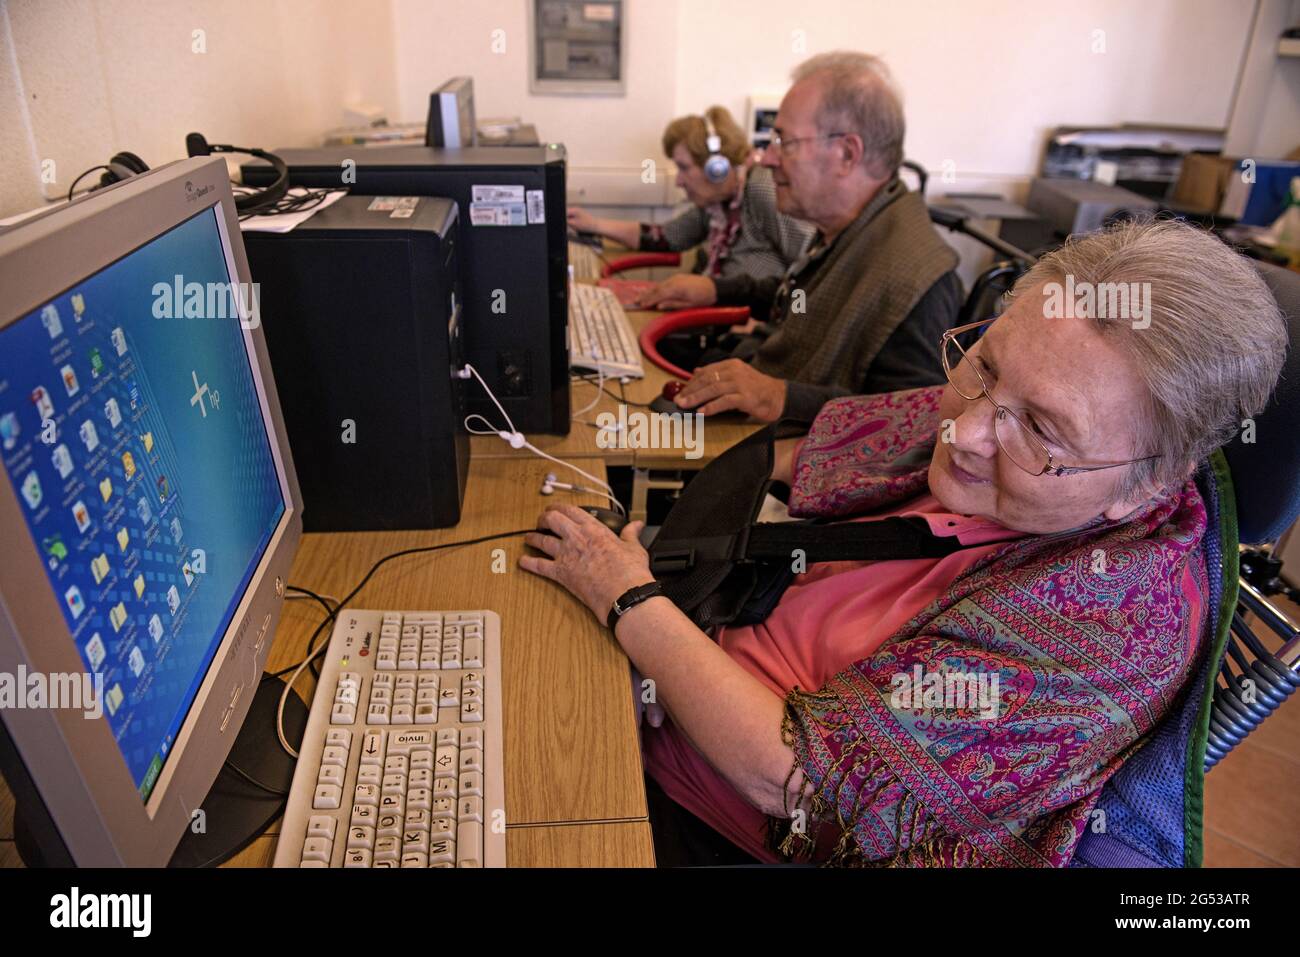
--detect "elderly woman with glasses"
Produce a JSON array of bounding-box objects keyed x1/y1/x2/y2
[{"x1": 519, "y1": 219, "x2": 1287, "y2": 866}]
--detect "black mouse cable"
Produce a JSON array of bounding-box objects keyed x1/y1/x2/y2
[{"x1": 271, "y1": 527, "x2": 535, "y2": 758}]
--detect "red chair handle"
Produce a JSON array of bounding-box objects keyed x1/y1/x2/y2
[
  {"x1": 601, "y1": 252, "x2": 681, "y2": 278},
  {"x1": 638, "y1": 307, "x2": 751, "y2": 380}
]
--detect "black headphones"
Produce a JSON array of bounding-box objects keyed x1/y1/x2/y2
[
  {"x1": 101, "y1": 150, "x2": 150, "y2": 187},
  {"x1": 76, "y1": 135, "x2": 291, "y2": 214},
  {"x1": 185, "y1": 132, "x2": 290, "y2": 212}
]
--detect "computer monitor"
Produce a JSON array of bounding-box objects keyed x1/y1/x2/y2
[
  {"x1": 425, "y1": 76, "x2": 476, "y2": 149},
  {"x1": 0, "y1": 156, "x2": 304, "y2": 865}
]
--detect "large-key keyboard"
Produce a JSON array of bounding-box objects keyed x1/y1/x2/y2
[{"x1": 274, "y1": 609, "x2": 505, "y2": 868}]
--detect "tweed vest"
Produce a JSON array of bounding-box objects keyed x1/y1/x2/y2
[{"x1": 752, "y1": 178, "x2": 959, "y2": 391}]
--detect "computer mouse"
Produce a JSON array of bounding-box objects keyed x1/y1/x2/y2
[
  {"x1": 649, "y1": 379, "x2": 744, "y2": 418},
  {"x1": 528, "y1": 507, "x2": 628, "y2": 553},
  {"x1": 650, "y1": 380, "x2": 687, "y2": 415},
  {"x1": 579, "y1": 506, "x2": 629, "y2": 535}
]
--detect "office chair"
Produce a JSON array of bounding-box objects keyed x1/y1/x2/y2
[
  {"x1": 1206, "y1": 260, "x2": 1300, "y2": 768},
  {"x1": 601, "y1": 252, "x2": 682, "y2": 278},
  {"x1": 1069, "y1": 259, "x2": 1300, "y2": 868}
]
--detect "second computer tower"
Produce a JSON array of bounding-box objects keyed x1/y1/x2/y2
[
  {"x1": 243, "y1": 146, "x2": 570, "y2": 435},
  {"x1": 242, "y1": 195, "x2": 469, "y2": 531}
]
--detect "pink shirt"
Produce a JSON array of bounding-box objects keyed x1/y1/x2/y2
[{"x1": 641, "y1": 492, "x2": 1026, "y2": 862}]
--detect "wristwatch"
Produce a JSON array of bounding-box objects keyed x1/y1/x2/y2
[{"x1": 607, "y1": 581, "x2": 664, "y2": 632}]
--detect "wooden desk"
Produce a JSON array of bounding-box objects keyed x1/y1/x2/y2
[{"x1": 0, "y1": 455, "x2": 656, "y2": 868}]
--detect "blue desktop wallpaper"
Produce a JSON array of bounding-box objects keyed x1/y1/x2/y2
[{"x1": 0, "y1": 206, "x2": 285, "y2": 800}]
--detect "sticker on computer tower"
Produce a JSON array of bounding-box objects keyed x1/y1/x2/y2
[
  {"x1": 469, "y1": 203, "x2": 526, "y2": 226},
  {"x1": 366, "y1": 196, "x2": 420, "y2": 213},
  {"x1": 472, "y1": 185, "x2": 525, "y2": 204},
  {"x1": 525, "y1": 189, "x2": 546, "y2": 224}
]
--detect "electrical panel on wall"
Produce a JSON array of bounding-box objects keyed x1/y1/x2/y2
[{"x1": 529, "y1": 0, "x2": 626, "y2": 95}]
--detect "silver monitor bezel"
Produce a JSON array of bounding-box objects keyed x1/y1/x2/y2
[{"x1": 0, "y1": 156, "x2": 303, "y2": 865}]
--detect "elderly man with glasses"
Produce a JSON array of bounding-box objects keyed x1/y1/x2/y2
[{"x1": 641, "y1": 51, "x2": 964, "y2": 423}]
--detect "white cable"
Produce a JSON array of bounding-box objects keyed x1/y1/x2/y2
[
  {"x1": 459, "y1": 362, "x2": 626, "y2": 515},
  {"x1": 276, "y1": 638, "x2": 330, "y2": 759},
  {"x1": 571, "y1": 365, "x2": 606, "y2": 418}
]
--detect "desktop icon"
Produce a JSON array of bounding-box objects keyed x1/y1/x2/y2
[
  {"x1": 70, "y1": 293, "x2": 85, "y2": 321},
  {"x1": 20, "y1": 471, "x2": 42, "y2": 509},
  {"x1": 98, "y1": 475, "x2": 113, "y2": 503},
  {"x1": 166, "y1": 585, "x2": 180, "y2": 616},
  {"x1": 65, "y1": 585, "x2": 86, "y2": 619},
  {"x1": 128, "y1": 380, "x2": 141, "y2": 412},
  {"x1": 104, "y1": 397, "x2": 122, "y2": 429},
  {"x1": 42, "y1": 533, "x2": 68, "y2": 569},
  {"x1": 128, "y1": 645, "x2": 144, "y2": 678},
  {"x1": 148, "y1": 613, "x2": 163, "y2": 643},
  {"x1": 71, "y1": 500, "x2": 91, "y2": 533},
  {"x1": 170, "y1": 516, "x2": 182, "y2": 541},
  {"x1": 60, "y1": 364, "x2": 79, "y2": 397},
  {"x1": 85, "y1": 632, "x2": 106, "y2": 672},
  {"x1": 157, "y1": 475, "x2": 169, "y2": 502},
  {"x1": 137, "y1": 496, "x2": 152, "y2": 524},
  {"x1": 117, "y1": 526, "x2": 130, "y2": 551},
  {"x1": 89, "y1": 348, "x2": 105, "y2": 378},
  {"x1": 52, "y1": 443, "x2": 73, "y2": 479},
  {"x1": 133, "y1": 573, "x2": 146, "y2": 599},
  {"x1": 121, "y1": 450, "x2": 136, "y2": 480},
  {"x1": 105, "y1": 683, "x2": 123, "y2": 717},
  {"x1": 109, "y1": 601, "x2": 127, "y2": 632},
  {"x1": 90, "y1": 552, "x2": 110, "y2": 585},
  {"x1": 79, "y1": 419, "x2": 99, "y2": 452},
  {"x1": 182, "y1": 561, "x2": 194, "y2": 587},
  {"x1": 41, "y1": 303, "x2": 63, "y2": 338},
  {"x1": 111, "y1": 326, "x2": 127, "y2": 356},
  {"x1": 140, "y1": 431, "x2": 154, "y2": 454},
  {"x1": 31, "y1": 386, "x2": 54, "y2": 423},
  {"x1": 0, "y1": 412, "x2": 18, "y2": 450}
]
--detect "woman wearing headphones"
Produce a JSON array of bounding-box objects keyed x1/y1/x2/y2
[{"x1": 568, "y1": 106, "x2": 813, "y2": 293}]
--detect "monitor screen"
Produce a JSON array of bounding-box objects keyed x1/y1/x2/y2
[{"x1": 0, "y1": 205, "x2": 285, "y2": 803}]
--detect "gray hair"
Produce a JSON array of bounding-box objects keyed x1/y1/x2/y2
[
  {"x1": 1010, "y1": 217, "x2": 1287, "y2": 501},
  {"x1": 791, "y1": 51, "x2": 905, "y2": 179}
]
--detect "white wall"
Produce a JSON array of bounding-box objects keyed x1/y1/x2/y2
[
  {"x1": 4, "y1": 0, "x2": 1296, "y2": 222},
  {"x1": 384, "y1": 0, "x2": 1295, "y2": 217},
  {"x1": 672, "y1": 0, "x2": 1271, "y2": 198},
  {"x1": 0, "y1": 0, "x2": 399, "y2": 218}
]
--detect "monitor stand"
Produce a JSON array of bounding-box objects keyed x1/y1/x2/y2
[{"x1": 13, "y1": 676, "x2": 308, "y2": 868}]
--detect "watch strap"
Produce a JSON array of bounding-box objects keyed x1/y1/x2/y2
[{"x1": 607, "y1": 581, "x2": 664, "y2": 631}]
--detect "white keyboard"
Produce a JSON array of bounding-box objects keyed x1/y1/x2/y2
[
  {"x1": 273, "y1": 608, "x2": 505, "y2": 868},
  {"x1": 568, "y1": 240, "x2": 604, "y2": 281},
  {"x1": 569, "y1": 282, "x2": 644, "y2": 379}
]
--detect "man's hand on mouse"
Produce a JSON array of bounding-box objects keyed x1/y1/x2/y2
[
  {"x1": 671, "y1": 358, "x2": 787, "y2": 422},
  {"x1": 634, "y1": 274, "x2": 717, "y2": 310},
  {"x1": 519, "y1": 504, "x2": 654, "y2": 623}
]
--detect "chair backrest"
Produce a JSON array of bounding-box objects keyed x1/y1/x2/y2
[{"x1": 1218, "y1": 260, "x2": 1300, "y2": 545}]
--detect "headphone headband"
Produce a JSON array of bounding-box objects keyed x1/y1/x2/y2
[{"x1": 185, "y1": 132, "x2": 290, "y2": 213}]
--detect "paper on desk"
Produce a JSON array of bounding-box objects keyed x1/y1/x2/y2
[{"x1": 238, "y1": 188, "x2": 347, "y2": 233}]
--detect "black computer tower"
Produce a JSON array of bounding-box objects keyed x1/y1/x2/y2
[
  {"x1": 242, "y1": 195, "x2": 469, "y2": 531},
  {"x1": 243, "y1": 146, "x2": 570, "y2": 434}
]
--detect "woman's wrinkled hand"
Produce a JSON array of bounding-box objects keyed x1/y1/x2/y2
[{"x1": 518, "y1": 504, "x2": 655, "y2": 624}]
